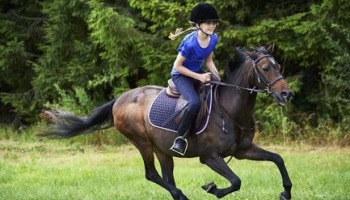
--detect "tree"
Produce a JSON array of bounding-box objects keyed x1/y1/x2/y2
[
  {"x1": 0, "y1": 0, "x2": 44, "y2": 125},
  {"x1": 0, "y1": 0, "x2": 349, "y2": 139}
]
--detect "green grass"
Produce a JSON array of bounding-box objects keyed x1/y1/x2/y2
[{"x1": 0, "y1": 140, "x2": 349, "y2": 200}]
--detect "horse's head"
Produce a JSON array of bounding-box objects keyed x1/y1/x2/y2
[{"x1": 244, "y1": 45, "x2": 293, "y2": 106}]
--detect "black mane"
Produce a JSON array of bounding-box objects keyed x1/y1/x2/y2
[
  {"x1": 225, "y1": 46, "x2": 269, "y2": 73},
  {"x1": 226, "y1": 48, "x2": 247, "y2": 72},
  {"x1": 223, "y1": 46, "x2": 270, "y2": 81}
]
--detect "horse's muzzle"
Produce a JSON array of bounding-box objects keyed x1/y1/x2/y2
[{"x1": 273, "y1": 89, "x2": 293, "y2": 106}]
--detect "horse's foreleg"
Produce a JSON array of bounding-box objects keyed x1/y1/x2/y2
[
  {"x1": 136, "y1": 143, "x2": 188, "y2": 200},
  {"x1": 235, "y1": 144, "x2": 292, "y2": 200},
  {"x1": 200, "y1": 153, "x2": 241, "y2": 198}
]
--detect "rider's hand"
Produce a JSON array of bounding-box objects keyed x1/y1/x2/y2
[{"x1": 199, "y1": 72, "x2": 212, "y2": 83}]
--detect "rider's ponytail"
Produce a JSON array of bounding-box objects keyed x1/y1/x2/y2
[{"x1": 168, "y1": 27, "x2": 197, "y2": 40}]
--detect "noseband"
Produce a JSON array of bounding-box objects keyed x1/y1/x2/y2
[{"x1": 252, "y1": 54, "x2": 284, "y2": 94}]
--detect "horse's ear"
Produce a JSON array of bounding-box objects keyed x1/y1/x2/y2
[
  {"x1": 267, "y1": 43, "x2": 275, "y2": 53},
  {"x1": 245, "y1": 50, "x2": 258, "y2": 60}
]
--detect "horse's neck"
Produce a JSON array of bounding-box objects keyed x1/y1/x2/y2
[
  {"x1": 220, "y1": 64, "x2": 257, "y2": 125},
  {"x1": 220, "y1": 85, "x2": 257, "y2": 115}
]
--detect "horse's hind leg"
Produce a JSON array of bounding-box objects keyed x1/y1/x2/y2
[
  {"x1": 235, "y1": 144, "x2": 292, "y2": 200},
  {"x1": 134, "y1": 142, "x2": 188, "y2": 200},
  {"x1": 200, "y1": 153, "x2": 242, "y2": 198},
  {"x1": 154, "y1": 150, "x2": 176, "y2": 186}
]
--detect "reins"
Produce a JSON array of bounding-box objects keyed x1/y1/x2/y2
[
  {"x1": 209, "y1": 80, "x2": 269, "y2": 94},
  {"x1": 210, "y1": 83, "x2": 256, "y2": 132}
]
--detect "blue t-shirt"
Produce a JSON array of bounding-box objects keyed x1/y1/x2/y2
[{"x1": 171, "y1": 31, "x2": 218, "y2": 75}]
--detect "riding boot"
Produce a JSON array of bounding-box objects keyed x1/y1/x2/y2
[{"x1": 170, "y1": 110, "x2": 197, "y2": 156}]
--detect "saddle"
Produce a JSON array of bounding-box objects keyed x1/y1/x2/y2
[{"x1": 166, "y1": 79, "x2": 181, "y2": 98}]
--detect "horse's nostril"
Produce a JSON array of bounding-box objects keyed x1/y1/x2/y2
[{"x1": 281, "y1": 90, "x2": 293, "y2": 101}]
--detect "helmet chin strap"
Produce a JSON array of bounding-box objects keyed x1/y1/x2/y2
[{"x1": 196, "y1": 23, "x2": 215, "y2": 36}]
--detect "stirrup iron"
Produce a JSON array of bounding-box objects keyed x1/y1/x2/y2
[{"x1": 170, "y1": 136, "x2": 188, "y2": 156}]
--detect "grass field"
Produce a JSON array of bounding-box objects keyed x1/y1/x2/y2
[{"x1": 0, "y1": 139, "x2": 349, "y2": 200}]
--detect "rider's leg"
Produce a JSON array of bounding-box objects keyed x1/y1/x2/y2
[
  {"x1": 170, "y1": 109, "x2": 198, "y2": 155},
  {"x1": 170, "y1": 75, "x2": 200, "y2": 155}
]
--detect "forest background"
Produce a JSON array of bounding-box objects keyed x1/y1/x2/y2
[{"x1": 0, "y1": 0, "x2": 349, "y2": 145}]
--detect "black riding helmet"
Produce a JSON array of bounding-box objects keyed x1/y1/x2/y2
[{"x1": 189, "y1": 2, "x2": 219, "y2": 26}]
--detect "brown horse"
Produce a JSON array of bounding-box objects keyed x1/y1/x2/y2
[{"x1": 40, "y1": 46, "x2": 293, "y2": 200}]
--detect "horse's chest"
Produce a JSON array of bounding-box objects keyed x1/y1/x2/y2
[
  {"x1": 214, "y1": 133, "x2": 238, "y2": 153},
  {"x1": 216, "y1": 127, "x2": 253, "y2": 155}
]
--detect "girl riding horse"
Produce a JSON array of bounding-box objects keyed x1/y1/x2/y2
[{"x1": 169, "y1": 2, "x2": 221, "y2": 155}]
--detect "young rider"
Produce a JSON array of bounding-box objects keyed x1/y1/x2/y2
[{"x1": 170, "y1": 2, "x2": 221, "y2": 155}]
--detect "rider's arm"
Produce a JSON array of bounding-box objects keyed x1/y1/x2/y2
[
  {"x1": 205, "y1": 52, "x2": 221, "y2": 81},
  {"x1": 173, "y1": 53, "x2": 211, "y2": 83}
]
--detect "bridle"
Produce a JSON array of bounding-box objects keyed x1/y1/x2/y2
[
  {"x1": 210, "y1": 52, "x2": 284, "y2": 94},
  {"x1": 252, "y1": 54, "x2": 284, "y2": 94}
]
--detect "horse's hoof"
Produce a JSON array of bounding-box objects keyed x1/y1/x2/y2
[
  {"x1": 201, "y1": 182, "x2": 217, "y2": 193},
  {"x1": 279, "y1": 192, "x2": 291, "y2": 200}
]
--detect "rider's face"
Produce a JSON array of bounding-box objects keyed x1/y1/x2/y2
[{"x1": 198, "y1": 21, "x2": 217, "y2": 34}]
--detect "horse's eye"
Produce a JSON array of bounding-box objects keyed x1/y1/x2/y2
[{"x1": 262, "y1": 65, "x2": 269, "y2": 71}]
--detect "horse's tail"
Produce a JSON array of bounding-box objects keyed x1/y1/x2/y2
[{"x1": 39, "y1": 99, "x2": 116, "y2": 138}]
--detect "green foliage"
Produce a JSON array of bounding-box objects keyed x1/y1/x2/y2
[
  {"x1": 1, "y1": 0, "x2": 349, "y2": 142},
  {"x1": 43, "y1": 84, "x2": 94, "y2": 116},
  {"x1": 87, "y1": 0, "x2": 138, "y2": 90},
  {"x1": 0, "y1": 0, "x2": 42, "y2": 121},
  {"x1": 314, "y1": 0, "x2": 350, "y2": 133},
  {"x1": 32, "y1": 0, "x2": 94, "y2": 99}
]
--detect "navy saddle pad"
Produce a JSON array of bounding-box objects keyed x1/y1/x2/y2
[{"x1": 148, "y1": 86, "x2": 213, "y2": 134}]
